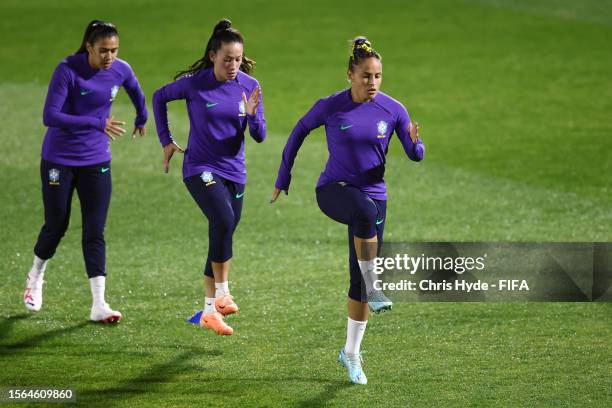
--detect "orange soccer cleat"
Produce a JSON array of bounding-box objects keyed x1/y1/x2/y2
[
  {"x1": 214, "y1": 293, "x2": 239, "y2": 316},
  {"x1": 200, "y1": 312, "x2": 233, "y2": 335}
]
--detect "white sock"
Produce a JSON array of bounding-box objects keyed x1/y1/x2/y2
[
  {"x1": 90, "y1": 276, "x2": 106, "y2": 305},
  {"x1": 204, "y1": 297, "x2": 216, "y2": 314},
  {"x1": 345, "y1": 317, "x2": 368, "y2": 355},
  {"x1": 215, "y1": 281, "x2": 229, "y2": 298},
  {"x1": 29, "y1": 255, "x2": 48, "y2": 280},
  {"x1": 357, "y1": 259, "x2": 377, "y2": 294}
]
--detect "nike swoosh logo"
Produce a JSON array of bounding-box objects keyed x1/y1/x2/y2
[
  {"x1": 235, "y1": 192, "x2": 245, "y2": 199},
  {"x1": 340, "y1": 124, "x2": 353, "y2": 131},
  {"x1": 376, "y1": 218, "x2": 384, "y2": 225},
  {"x1": 101, "y1": 167, "x2": 110, "y2": 173},
  {"x1": 80, "y1": 90, "x2": 94, "y2": 96},
  {"x1": 206, "y1": 102, "x2": 218, "y2": 108}
]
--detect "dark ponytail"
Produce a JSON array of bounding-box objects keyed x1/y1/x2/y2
[
  {"x1": 348, "y1": 36, "x2": 380, "y2": 72},
  {"x1": 174, "y1": 18, "x2": 255, "y2": 80},
  {"x1": 77, "y1": 20, "x2": 118, "y2": 54}
]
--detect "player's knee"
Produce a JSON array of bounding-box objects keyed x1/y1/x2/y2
[
  {"x1": 353, "y1": 200, "x2": 377, "y2": 226},
  {"x1": 82, "y1": 223, "x2": 104, "y2": 241},
  {"x1": 82, "y1": 232, "x2": 104, "y2": 246},
  {"x1": 43, "y1": 219, "x2": 70, "y2": 240},
  {"x1": 352, "y1": 205, "x2": 377, "y2": 238},
  {"x1": 211, "y1": 215, "x2": 235, "y2": 239}
]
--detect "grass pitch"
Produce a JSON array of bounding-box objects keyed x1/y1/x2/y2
[{"x1": 1, "y1": 0, "x2": 611, "y2": 406}]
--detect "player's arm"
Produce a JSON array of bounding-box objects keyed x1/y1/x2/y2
[
  {"x1": 43, "y1": 63, "x2": 107, "y2": 131},
  {"x1": 243, "y1": 85, "x2": 266, "y2": 143},
  {"x1": 122, "y1": 65, "x2": 148, "y2": 138},
  {"x1": 270, "y1": 98, "x2": 327, "y2": 202},
  {"x1": 152, "y1": 76, "x2": 191, "y2": 147},
  {"x1": 395, "y1": 104, "x2": 424, "y2": 162},
  {"x1": 152, "y1": 76, "x2": 190, "y2": 172}
]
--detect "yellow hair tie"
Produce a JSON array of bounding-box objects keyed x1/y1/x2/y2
[{"x1": 355, "y1": 42, "x2": 372, "y2": 53}]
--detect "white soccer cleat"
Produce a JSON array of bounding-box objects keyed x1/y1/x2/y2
[
  {"x1": 90, "y1": 302, "x2": 122, "y2": 323},
  {"x1": 23, "y1": 275, "x2": 44, "y2": 312}
]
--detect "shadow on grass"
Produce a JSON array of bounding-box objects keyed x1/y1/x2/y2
[
  {"x1": 76, "y1": 358, "x2": 347, "y2": 407},
  {"x1": 0, "y1": 315, "x2": 348, "y2": 406},
  {"x1": 237, "y1": 377, "x2": 350, "y2": 407},
  {"x1": 294, "y1": 379, "x2": 351, "y2": 408},
  {"x1": 0, "y1": 316, "x2": 90, "y2": 356},
  {"x1": 192, "y1": 376, "x2": 350, "y2": 407},
  {"x1": 76, "y1": 349, "x2": 219, "y2": 407},
  {"x1": 0, "y1": 314, "x2": 30, "y2": 341}
]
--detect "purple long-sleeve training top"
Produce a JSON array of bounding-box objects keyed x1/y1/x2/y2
[
  {"x1": 152, "y1": 68, "x2": 266, "y2": 183},
  {"x1": 275, "y1": 89, "x2": 424, "y2": 200},
  {"x1": 41, "y1": 52, "x2": 148, "y2": 166}
]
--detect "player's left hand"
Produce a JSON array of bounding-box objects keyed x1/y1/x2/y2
[
  {"x1": 242, "y1": 87, "x2": 261, "y2": 116},
  {"x1": 132, "y1": 126, "x2": 145, "y2": 139},
  {"x1": 408, "y1": 121, "x2": 420, "y2": 144}
]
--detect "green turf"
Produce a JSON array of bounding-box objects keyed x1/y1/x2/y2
[{"x1": 1, "y1": 0, "x2": 611, "y2": 406}]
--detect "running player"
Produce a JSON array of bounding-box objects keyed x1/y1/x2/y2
[
  {"x1": 152, "y1": 19, "x2": 265, "y2": 336},
  {"x1": 24, "y1": 20, "x2": 148, "y2": 323},
  {"x1": 271, "y1": 37, "x2": 424, "y2": 384}
]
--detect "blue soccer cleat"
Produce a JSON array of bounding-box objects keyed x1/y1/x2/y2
[
  {"x1": 367, "y1": 290, "x2": 393, "y2": 314},
  {"x1": 338, "y1": 348, "x2": 367, "y2": 385},
  {"x1": 187, "y1": 310, "x2": 203, "y2": 325}
]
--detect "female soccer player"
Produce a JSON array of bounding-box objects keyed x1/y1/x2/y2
[
  {"x1": 152, "y1": 19, "x2": 265, "y2": 336},
  {"x1": 271, "y1": 37, "x2": 424, "y2": 384},
  {"x1": 23, "y1": 20, "x2": 148, "y2": 323}
]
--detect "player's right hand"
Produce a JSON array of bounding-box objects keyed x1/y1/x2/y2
[
  {"x1": 105, "y1": 116, "x2": 126, "y2": 140},
  {"x1": 243, "y1": 87, "x2": 261, "y2": 116},
  {"x1": 269, "y1": 187, "x2": 287, "y2": 203},
  {"x1": 163, "y1": 141, "x2": 185, "y2": 173}
]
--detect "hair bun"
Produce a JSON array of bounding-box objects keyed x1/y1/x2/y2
[
  {"x1": 351, "y1": 36, "x2": 373, "y2": 56},
  {"x1": 348, "y1": 36, "x2": 379, "y2": 71},
  {"x1": 352, "y1": 36, "x2": 371, "y2": 51},
  {"x1": 214, "y1": 18, "x2": 232, "y2": 33}
]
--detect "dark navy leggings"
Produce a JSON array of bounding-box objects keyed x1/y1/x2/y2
[
  {"x1": 34, "y1": 159, "x2": 112, "y2": 278},
  {"x1": 184, "y1": 172, "x2": 245, "y2": 278},
  {"x1": 316, "y1": 182, "x2": 387, "y2": 302}
]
